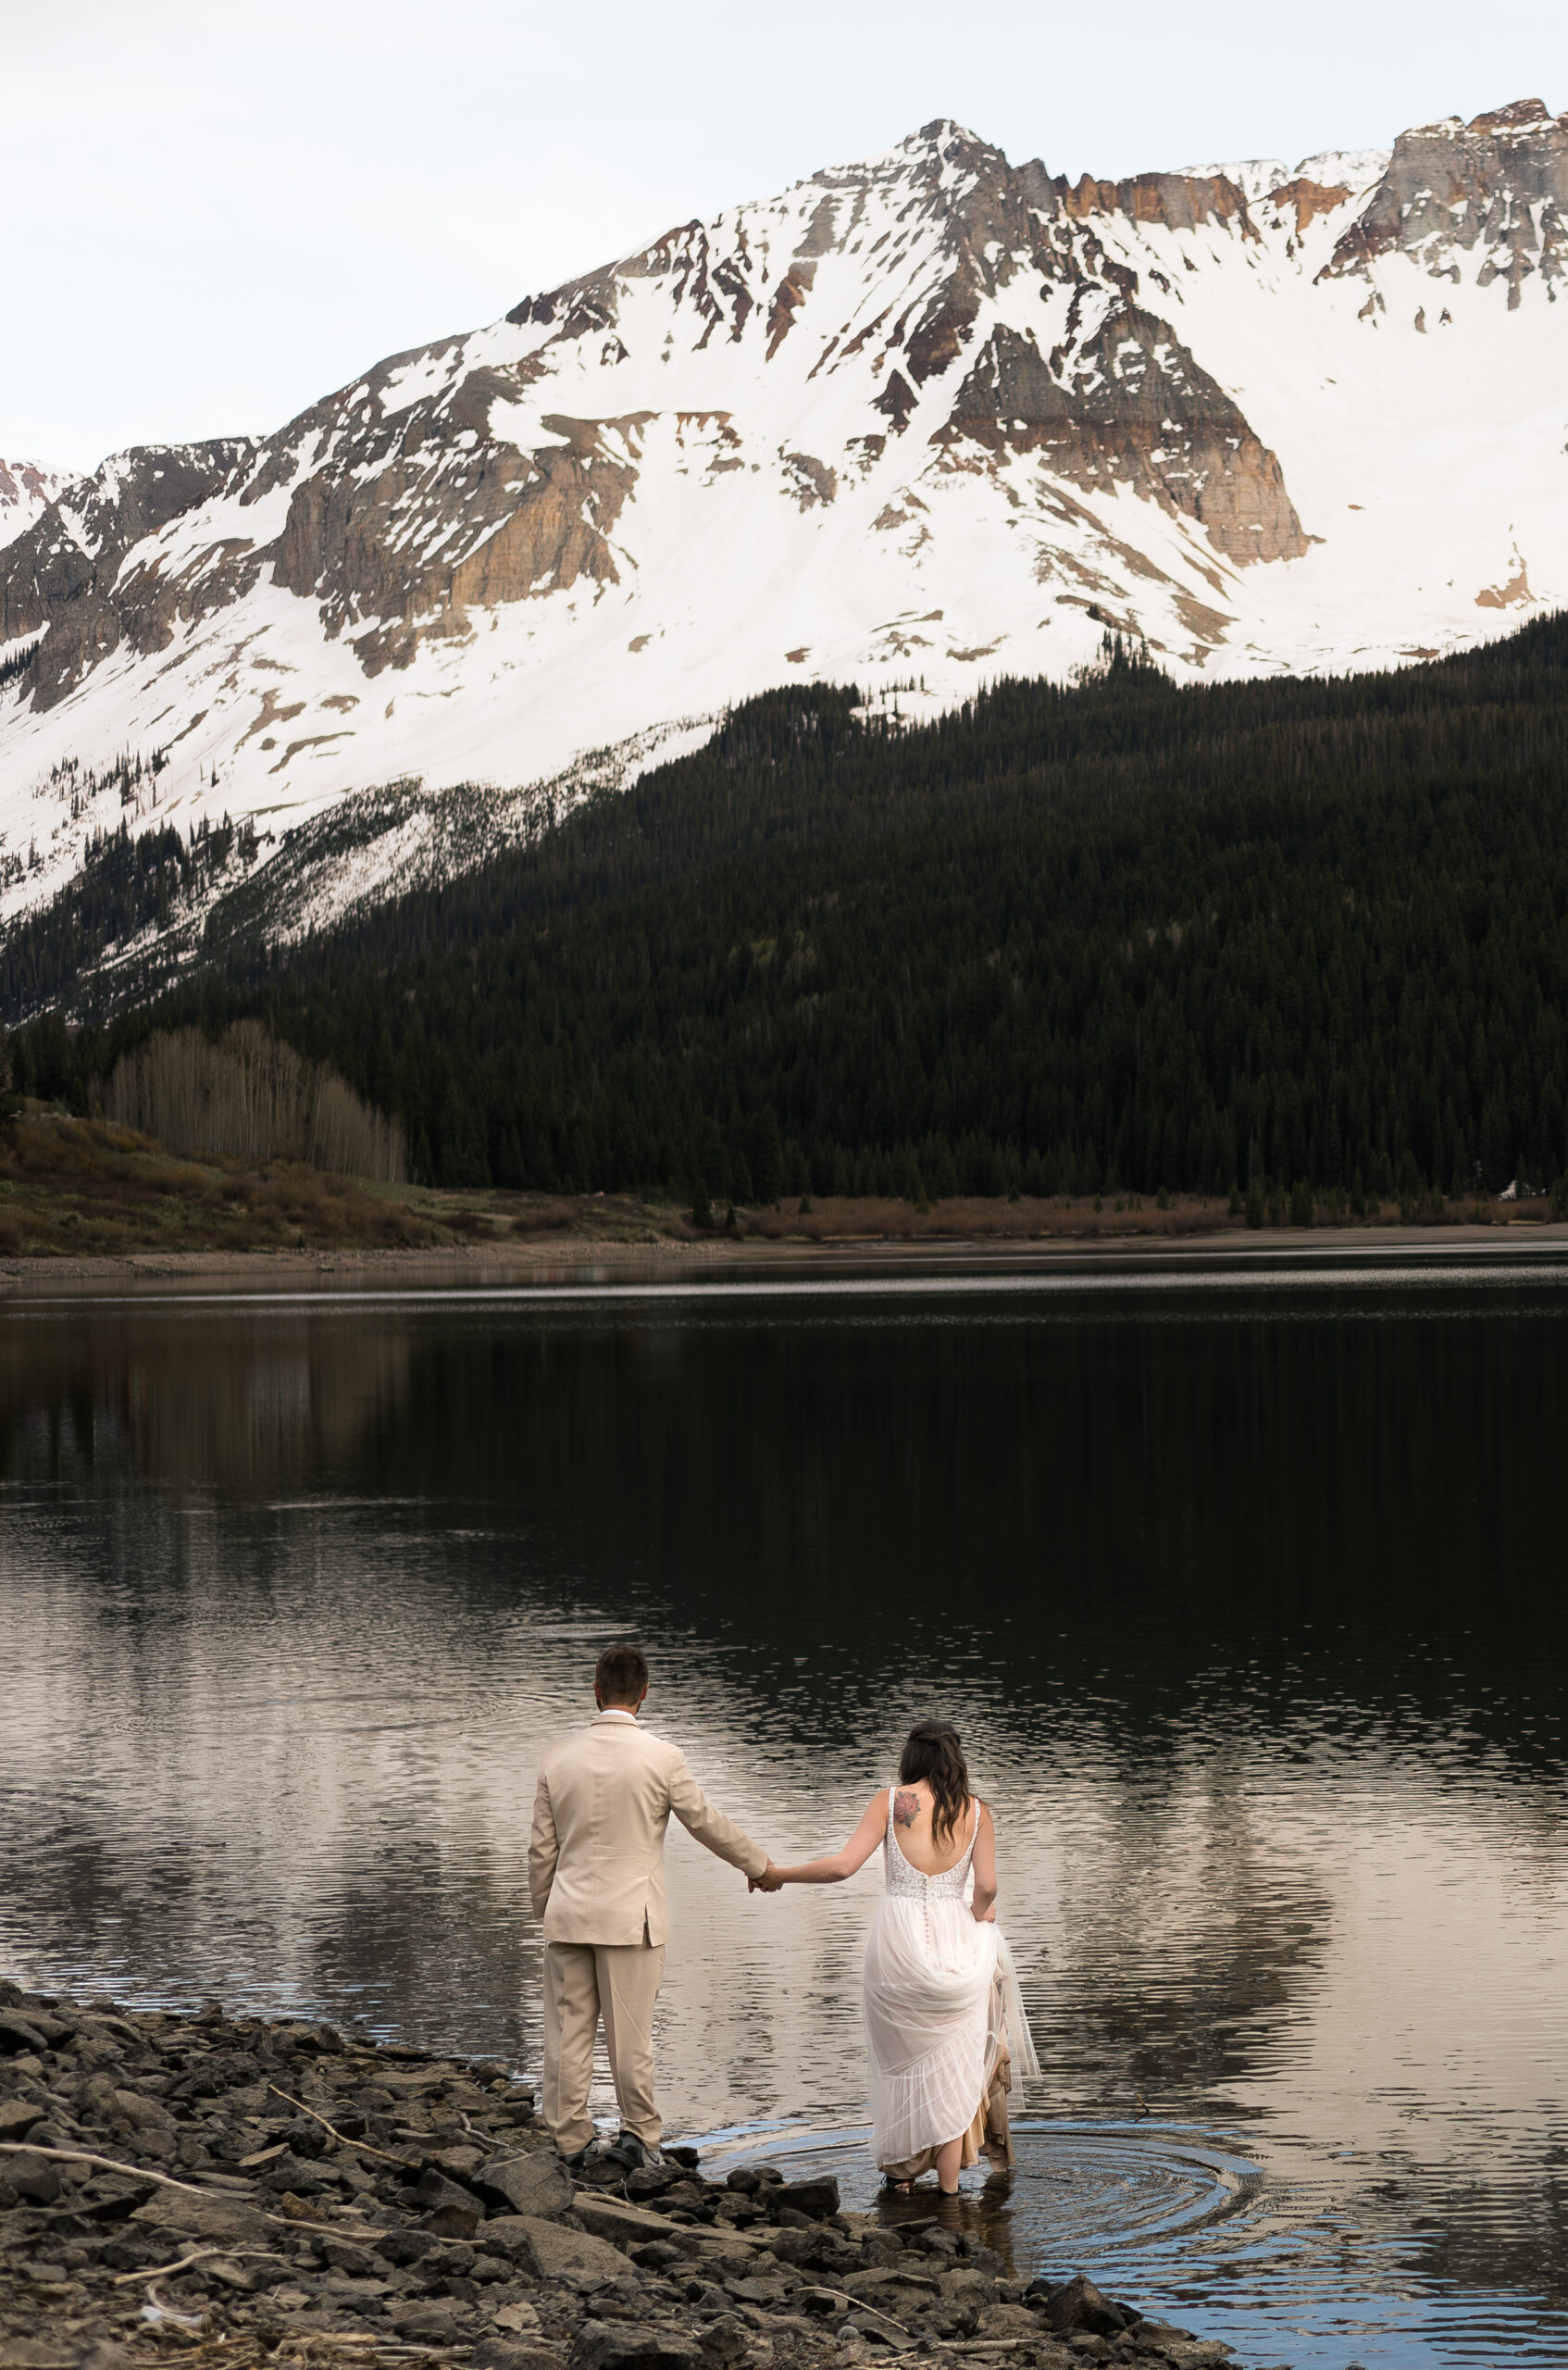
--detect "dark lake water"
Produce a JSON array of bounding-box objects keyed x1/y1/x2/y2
[{"x1": 3, "y1": 1254, "x2": 1567, "y2": 2370}]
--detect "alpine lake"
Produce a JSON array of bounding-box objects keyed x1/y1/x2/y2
[{"x1": 2, "y1": 1245, "x2": 1566, "y2": 2370}]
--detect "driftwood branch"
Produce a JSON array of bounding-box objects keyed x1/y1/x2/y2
[
  {"x1": 0, "y1": 2139, "x2": 382, "y2": 2244},
  {"x1": 0, "y1": 2140, "x2": 211, "y2": 2194},
  {"x1": 112, "y1": 2245, "x2": 280, "y2": 2286},
  {"x1": 266, "y1": 2082, "x2": 415, "y2": 2168}
]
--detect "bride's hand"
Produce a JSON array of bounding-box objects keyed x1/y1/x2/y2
[{"x1": 750, "y1": 1860, "x2": 785, "y2": 1893}]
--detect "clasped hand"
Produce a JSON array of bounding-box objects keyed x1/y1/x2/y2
[{"x1": 749, "y1": 1859, "x2": 785, "y2": 1893}]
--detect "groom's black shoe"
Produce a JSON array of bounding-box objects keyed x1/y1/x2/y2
[
  {"x1": 612, "y1": 2130, "x2": 667, "y2": 2171},
  {"x1": 565, "y1": 2131, "x2": 664, "y2": 2176},
  {"x1": 563, "y1": 2136, "x2": 628, "y2": 2173}
]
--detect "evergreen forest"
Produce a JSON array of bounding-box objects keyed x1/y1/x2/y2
[{"x1": 8, "y1": 615, "x2": 1568, "y2": 1207}]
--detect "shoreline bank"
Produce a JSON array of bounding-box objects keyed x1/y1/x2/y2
[
  {"x1": 4, "y1": 1113, "x2": 1564, "y2": 1287},
  {"x1": 0, "y1": 1986, "x2": 1238, "y2": 2370},
  {"x1": 3, "y1": 1221, "x2": 1567, "y2": 1299}
]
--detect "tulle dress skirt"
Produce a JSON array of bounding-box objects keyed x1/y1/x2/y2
[{"x1": 864, "y1": 1894, "x2": 1039, "y2": 2175}]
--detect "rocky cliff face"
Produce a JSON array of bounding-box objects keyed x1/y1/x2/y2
[
  {"x1": 0, "y1": 459, "x2": 65, "y2": 554},
  {"x1": 3, "y1": 99, "x2": 1566, "y2": 933},
  {"x1": 1, "y1": 443, "x2": 256, "y2": 708},
  {"x1": 939, "y1": 310, "x2": 1307, "y2": 563},
  {"x1": 1324, "y1": 98, "x2": 1568, "y2": 306}
]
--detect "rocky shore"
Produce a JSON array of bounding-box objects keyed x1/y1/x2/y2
[{"x1": 0, "y1": 1985, "x2": 1238, "y2": 2370}]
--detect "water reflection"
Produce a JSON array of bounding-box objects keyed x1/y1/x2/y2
[{"x1": 1, "y1": 1274, "x2": 1566, "y2": 2366}]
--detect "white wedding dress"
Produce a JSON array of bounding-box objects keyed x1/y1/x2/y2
[{"x1": 864, "y1": 1790, "x2": 1040, "y2": 2173}]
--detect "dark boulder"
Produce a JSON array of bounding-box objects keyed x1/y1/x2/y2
[
  {"x1": 15, "y1": 2007, "x2": 78, "y2": 2046},
  {"x1": 630, "y1": 2239, "x2": 685, "y2": 2271},
  {"x1": 286, "y1": 2021, "x2": 344, "y2": 2055},
  {"x1": 280, "y1": 2114, "x2": 328, "y2": 2159},
  {"x1": 470, "y1": 2214, "x2": 547, "y2": 2274},
  {"x1": 377, "y1": 2226, "x2": 442, "y2": 2266},
  {"x1": 474, "y1": 2344, "x2": 570, "y2": 2370},
  {"x1": 422, "y1": 2198, "x2": 484, "y2": 2239},
  {"x1": 399, "y1": 2301, "x2": 470, "y2": 2341},
  {"x1": 260, "y1": 2150, "x2": 333, "y2": 2194},
  {"x1": 5, "y1": 2151, "x2": 62, "y2": 2203},
  {"x1": 416, "y1": 2164, "x2": 484, "y2": 2213},
  {"x1": 696, "y1": 2315, "x2": 747, "y2": 2366},
  {"x1": 1041, "y1": 2273, "x2": 1127, "y2": 2336},
  {"x1": 316, "y1": 2236, "x2": 379, "y2": 2277},
  {"x1": 478, "y1": 2152, "x2": 573, "y2": 2220},
  {"x1": 768, "y1": 2176, "x2": 840, "y2": 2220},
  {"x1": 571, "y1": 2322, "x2": 705, "y2": 2370}
]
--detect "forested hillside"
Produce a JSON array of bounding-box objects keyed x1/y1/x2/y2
[{"x1": 10, "y1": 617, "x2": 1568, "y2": 1204}]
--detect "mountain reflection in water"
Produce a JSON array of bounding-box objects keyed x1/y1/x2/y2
[{"x1": 1, "y1": 1269, "x2": 1565, "y2": 2367}]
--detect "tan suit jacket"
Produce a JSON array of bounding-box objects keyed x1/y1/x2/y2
[{"x1": 529, "y1": 1714, "x2": 766, "y2": 1947}]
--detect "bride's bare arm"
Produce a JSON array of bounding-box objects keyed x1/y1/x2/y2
[
  {"x1": 759, "y1": 1793, "x2": 889, "y2": 1888},
  {"x1": 970, "y1": 1801, "x2": 998, "y2": 1921}
]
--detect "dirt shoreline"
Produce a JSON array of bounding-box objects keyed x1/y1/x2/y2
[{"x1": 2, "y1": 1223, "x2": 1566, "y2": 1298}]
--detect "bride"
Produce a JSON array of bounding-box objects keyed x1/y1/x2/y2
[{"x1": 754, "y1": 1721, "x2": 1039, "y2": 2194}]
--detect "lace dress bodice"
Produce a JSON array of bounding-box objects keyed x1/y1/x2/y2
[{"x1": 883, "y1": 1788, "x2": 977, "y2": 1901}]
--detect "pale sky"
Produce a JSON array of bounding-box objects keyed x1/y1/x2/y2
[{"x1": 6, "y1": 0, "x2": 1567, "y2": 475}]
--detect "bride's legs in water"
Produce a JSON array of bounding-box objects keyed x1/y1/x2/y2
[{"x1": 935, "y1": 2136, "x2": 963, "y2": 2196}]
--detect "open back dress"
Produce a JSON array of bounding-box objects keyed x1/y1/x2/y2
[{"x1": 863, "y1": 1789, "x2": 1039, "y2": 2177}]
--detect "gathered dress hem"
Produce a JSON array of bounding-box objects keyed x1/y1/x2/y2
[{"x1": 864, "y1": 1790, "x2": 1039, "y2": 2176}]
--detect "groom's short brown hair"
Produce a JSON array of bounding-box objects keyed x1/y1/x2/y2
[{"x1": 595, "y1": 1644, "x2": 649, "y2": 1704}]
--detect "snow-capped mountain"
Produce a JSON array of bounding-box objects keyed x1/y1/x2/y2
[
  {"x1": 3, "y1": 95, "x2": 1566, "y2": 936},
  {"x1": 0, "y1": 458, "x2": 67, "y2": 554}
]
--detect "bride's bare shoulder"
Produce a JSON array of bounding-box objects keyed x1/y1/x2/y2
[{"x1": 891, "y1": 1786, "x2": 922, "y2": 1828}]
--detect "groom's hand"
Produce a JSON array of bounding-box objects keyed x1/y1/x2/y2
[{"x1": 749, "y1": 1860, "x2": 784, "y2": 1893}]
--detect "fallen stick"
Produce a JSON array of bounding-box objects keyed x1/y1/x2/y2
[
  {"x1": 0, "y1": 2140, "x2": 212, "y2": 2195},
  {"x1": 0, "y1": 2137, "x2": 386, "y2": 2245},
  {"x1": 112, "y1": 2246, "x2": 280, "y2": 2286},
  {"x1": 267, "y1": 2209, "x2": 385, "y2": 2239},
  {"x1": 266, "y1": 2082, "x2": 416, "y2": 2168}
]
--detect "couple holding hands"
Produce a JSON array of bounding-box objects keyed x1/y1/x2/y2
[{"x1": 528, "y1": 1646, "x2": 1038, "y2": 2194}]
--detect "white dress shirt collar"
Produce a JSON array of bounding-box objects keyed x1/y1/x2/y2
[{"x1": 597, "y1": 1707, "x2": 639, "y2": 1723}]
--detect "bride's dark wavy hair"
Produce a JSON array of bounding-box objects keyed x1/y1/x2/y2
[{"x1": 898, "y1": 1721, "x2": 971, "y2": 1846}]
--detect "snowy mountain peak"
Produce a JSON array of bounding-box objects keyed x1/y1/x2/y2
[
  {"x1": 1174, "y1": 158, "x2": 1289, "y2": 204},
  {"x1": 1294, "y1": 147, "x2": 1393, "y2": 193},
  {"x1": 3, "y1": 94, "x2": 1568, "y2": 943},
  {"x1": 0, "y1": 457, "x2": 68, "y2": 553}
]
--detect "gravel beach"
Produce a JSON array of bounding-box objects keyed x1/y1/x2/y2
[{"x1": 0, "y1": 1984, "x2": 1244, "y2": 2370}]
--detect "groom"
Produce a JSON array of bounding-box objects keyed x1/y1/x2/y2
[{"x1": 529, "y1": 1644, "x2": 777, "y2": 2168}]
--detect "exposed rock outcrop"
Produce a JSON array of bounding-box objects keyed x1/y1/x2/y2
[
  {"x1": 1054, "y1": 171, "x2": 1257, "y2": 238},
  {"x1": 1322, "y1": 97, "x2": 1568, "y2": 306},
  {"x1": 0, "y1": 460, "x2": 66, "y2": 555},
  {"x1": 1262, "y1": 178, "x2": 1351, "y2": 235},
  {"x1": 938, "y1": 314, "x2": 1307, "y2": 563},
  {"x1": 0, "y1": 443, "x2": 255, "y2": 708}
]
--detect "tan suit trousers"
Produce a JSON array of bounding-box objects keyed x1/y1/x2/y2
[{"x1": 541, "y1": 1937, "x2": 666, "y2": 2156}]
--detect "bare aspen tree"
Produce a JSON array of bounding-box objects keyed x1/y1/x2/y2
[{"x1": 106, "y1": 1023, "x2": 404, "y2": 1180}]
